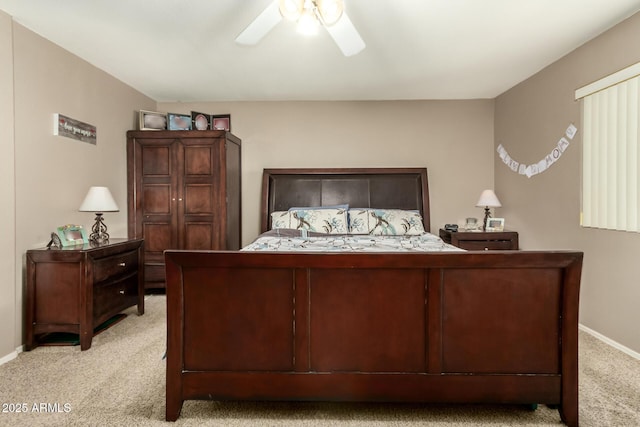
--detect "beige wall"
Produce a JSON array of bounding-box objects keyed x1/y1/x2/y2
[
  {"x1": 495, "y1": 12, "x2": 640, "y2": 353},
  {"x1": 159, "y1": 100, "x2": 496, "y2": 245},
  {"x1": 0, "y1": 19, "x2": 156, "y2": 360},
  {"x1": 0, "y1": 11, "x2": 17, "y2": 362}
]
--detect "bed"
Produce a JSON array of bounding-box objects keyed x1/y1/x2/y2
[{"x1": 165, "y1": 167, "x2": 583, "y2": 426}]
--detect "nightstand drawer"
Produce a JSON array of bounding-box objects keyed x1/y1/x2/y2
[
  {"x1": 456, "y1": 240, "x2": 515, "y2": 251},
  {"x1": 94, "y1": 273, "x2": 138, "y2": 323},
  {"x1": 440, "y1": 228, "x2": 519, "y2": 250},
  {"x1": 93, "y1": 249, "x2": 139, "y2": 283}
]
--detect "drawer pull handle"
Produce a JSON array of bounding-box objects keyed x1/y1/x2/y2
[
  {"x1": 118, "y1": 262, "x2": 126, "y2": 267},
  {"x1": 119, "y1": 290, "x2": 125, "y2": 295}
]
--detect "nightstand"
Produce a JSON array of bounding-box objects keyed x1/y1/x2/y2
[
  {"x1": 25, "y1": 238, "x2": 144, "y2": 351},
  {"x1": 439, "y1": 228, "x2": 519, "y2": 250}
]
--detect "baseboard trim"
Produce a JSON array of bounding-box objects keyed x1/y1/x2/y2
[
  {"x1": 0, "y1": 349, "x2": 18, "y2": 366},
  {"x1": 580, "y1": 323, "x2": 640, "y2": 361}
]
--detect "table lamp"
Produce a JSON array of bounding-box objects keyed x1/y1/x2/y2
[
  {"x1": 476, "y1": 189, "x2": 502, "y2": 231},
  {"x1": 79, "y1": 186, "x2": 119, "y2": 244}
]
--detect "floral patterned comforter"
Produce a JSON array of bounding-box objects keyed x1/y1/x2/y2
[{"x1": 242, "y1": 229, "x2": 464, "y2": 252}]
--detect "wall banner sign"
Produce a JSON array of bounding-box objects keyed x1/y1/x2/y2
[
  {"x1": 497, "y1": 124, "x2": 577, "y2": 178},
  {"x1": 53, "y1": 113, "x2": 97, "y2": 145}
]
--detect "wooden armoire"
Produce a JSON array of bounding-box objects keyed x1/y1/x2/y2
[{"x1": 127, "y1": 130, "x2": 241, "y2": 289}]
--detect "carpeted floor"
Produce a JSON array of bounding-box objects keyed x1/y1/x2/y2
[{"x1": 1, "y1": 294, "x2": 639, "y2": 426}]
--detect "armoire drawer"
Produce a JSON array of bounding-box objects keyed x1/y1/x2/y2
[{"x1": 144, "y1": 263, "x2": 166, "y2": 283}]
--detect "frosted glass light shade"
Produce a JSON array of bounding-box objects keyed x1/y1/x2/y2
[
  {"x1": 279, "y1": 0, "x2": 304, "y2": 20},
  {"x1": 79, "y1": 187, "x2": 119, "y2": 213},
  {"x1": 476, "y1": 189, "x2": 502, "y2": 208},
  {"x1": 316, "y1": 0, "x2": 344, "y2": 25}
]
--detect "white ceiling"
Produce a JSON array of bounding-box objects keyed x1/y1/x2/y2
[{"x1": 1, "y1": 0, "x2": 640, "y2": 102}]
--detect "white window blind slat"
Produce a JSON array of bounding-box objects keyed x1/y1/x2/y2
[
  {"x1": 616, "y1": 85, "x2": 626, "y2": 230},
  {"x1": 582, "y1": 98, "x2": 593, "y2": 226},
  {"x1": 605, "y1": 89, "x2": 616, "y2": 229},
  {"x1": 630, "y1": 79, "x2": 640, "y2": 231}
]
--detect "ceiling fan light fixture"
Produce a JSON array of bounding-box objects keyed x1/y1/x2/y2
[
  {"x1": 238, "y1": 0, "x2": 363, "y2": 56},
  {"x1": 279, "y1": 0, "x2": 344, "y2": 30},
  {"x1": 296, "y1": 8, "x2": 319, "y2": 36},
  {"x1": 316, "y1": 0, "x2": 343, "y2": 26},
  {"x1": 279, "y1": 0, "x2": 304, "y2": 21}
]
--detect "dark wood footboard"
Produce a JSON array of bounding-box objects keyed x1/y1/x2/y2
[{"x1": 165, "y1": 250, "x2": 582, "y2": 426}]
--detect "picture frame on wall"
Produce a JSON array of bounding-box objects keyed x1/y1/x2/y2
[
  {"x1": 486, "y1": 218, "x2": 505, "y2": 232},
  {"x1": 211, "y1": 114, "x2": 231, "y2": 131},
  {"x1": 168, "y1": 113, "x2": 192, "y2": 130},
  {"x1": 139, "y1": 110, "x2": 167, "y2": 130},
  {"x1": 191, "y1": 111, "x2": 210, "y2": 130}
]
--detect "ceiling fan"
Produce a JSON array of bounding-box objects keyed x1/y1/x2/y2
[{"x1": 236, "y1": 0, "x2": 365, "y2": 57}]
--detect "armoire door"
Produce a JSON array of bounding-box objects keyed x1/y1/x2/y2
[
  {"x1": 128, "y1": 136, "x2": 181, "y2": 287},
  {"x1": 179, "y1": 138, "x2": 223, "y2": 250}
]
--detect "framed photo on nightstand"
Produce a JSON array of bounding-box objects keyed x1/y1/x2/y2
[{"x1": 486, "y1": 218, "x2": 505, "y2": 231}]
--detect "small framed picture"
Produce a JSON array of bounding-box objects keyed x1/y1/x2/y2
[
  {"x1": 486, "y1": 218, "x2": 505, "y2": 232},
  {"x1": 168, "y1": 113, "x2": 192, "y2": 130},
  {"x1": 191, "y1": 111, "x2": 210, "y2": 130},
  {"x1": 211, "y1": 114, "x2": 231, "y2": 131},
  {"x1": 139, "y1": 110, "x2": 166, "y2": 130}
]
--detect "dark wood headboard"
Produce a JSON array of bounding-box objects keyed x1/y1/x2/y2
[{"x1": 260, "y1": 168, "x2": 430, "y2": 233}]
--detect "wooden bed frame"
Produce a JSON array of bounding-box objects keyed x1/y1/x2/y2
[{"x1": 165, "y1": 168, "x2": 583, "y2": 426}]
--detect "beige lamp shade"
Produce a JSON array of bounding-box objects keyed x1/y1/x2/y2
[
  {"x1": 79, "y1": 186, "x2": 119, "y2": 213},
  {"x1": 476, "y1": 189, "x2": 502, "y2": 208}
]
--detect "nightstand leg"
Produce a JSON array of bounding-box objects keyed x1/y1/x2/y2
[{"x1": 79, "y1": 329, "x2": 92, "y2": 350}]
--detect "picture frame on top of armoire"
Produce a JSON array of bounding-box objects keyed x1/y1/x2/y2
[
  {"x1": 168, "y1": 113, "x2": 192, "y2": 130},
  {"x1": 211, "y1": 114, "x2": 231, "y2": 131},
  {"x1": 191, "y1": 111, "x2": 210, "y2": 130},
  {"x1": 139, "y1": 110, "x2": 167, "y2": 130}
]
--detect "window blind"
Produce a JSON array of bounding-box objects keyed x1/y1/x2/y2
[{"x1": 577, "y1": 65, "x2": 640, "y2": 232}]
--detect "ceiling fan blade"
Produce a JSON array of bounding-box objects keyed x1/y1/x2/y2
[
  {"x1": 235, "y1": 1, "x2": 283, "y2": 45},
  {"x1": 325, "y1": 11, "x2": 365, "y2": 57}
]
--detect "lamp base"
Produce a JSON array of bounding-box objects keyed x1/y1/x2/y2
[
  {"x1": 482, "y1": 207, "x2": 491, "y2": 231},
  {"x1": 89, "y1": 213, "x2": 110, "y2": 245}
]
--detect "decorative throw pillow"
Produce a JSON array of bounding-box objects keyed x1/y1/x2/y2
[
  {"x1": 368, "y1": 209, "x2": 425, "y2": 235},
  {"x1": 288, "y1": 208, "x2": 348, "y2": 234},
  {"x1": 347, "y1": 209, "x2": 426, "y2": 235},
  {"x1": 270, "y1": 211, "x2": 290, "y2": 229},
  {"x1": 347, "y1": 208, "x2": 371, "y2": 234}
]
